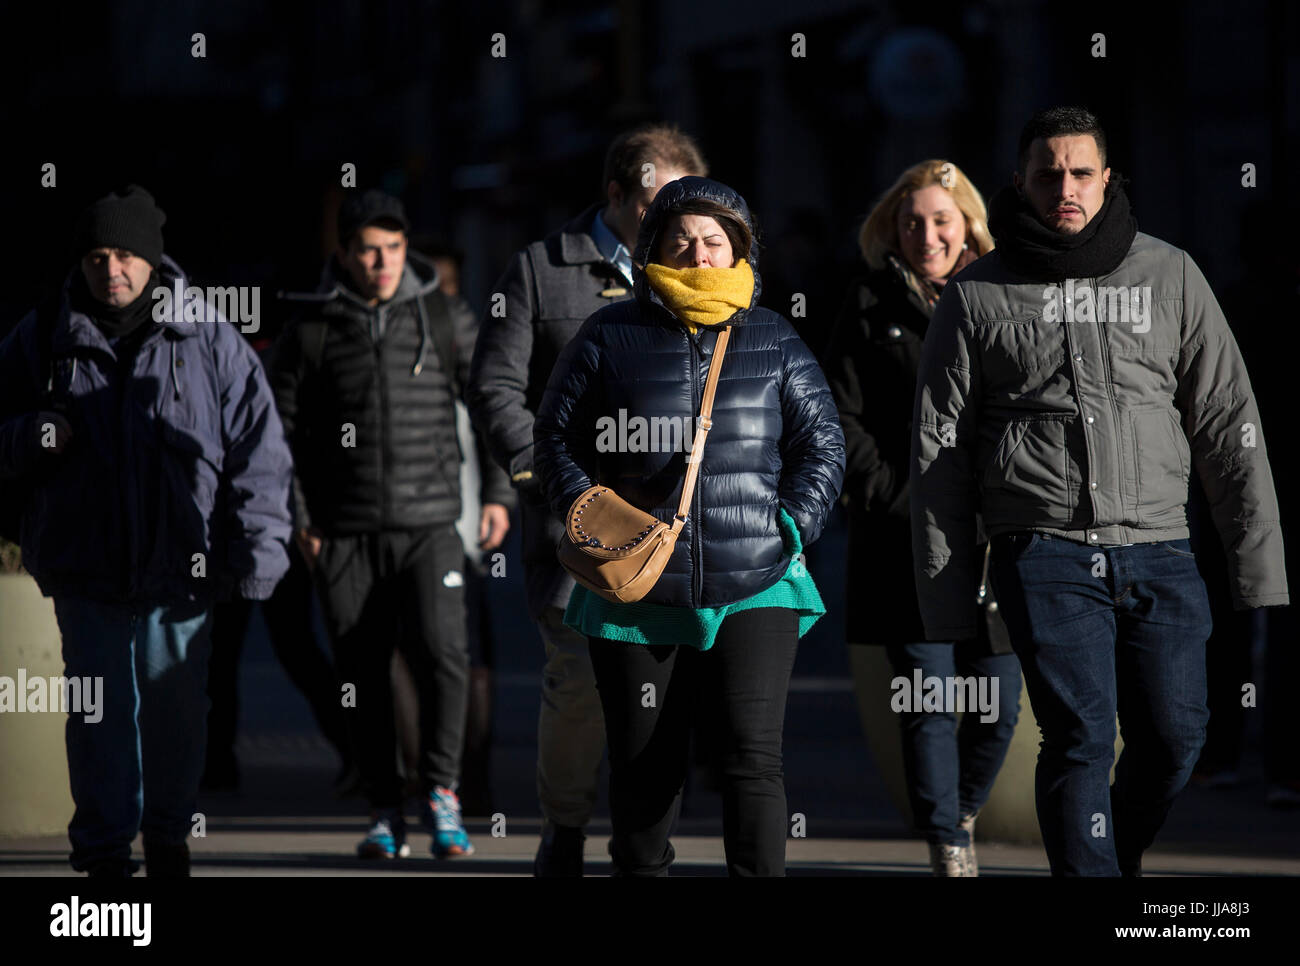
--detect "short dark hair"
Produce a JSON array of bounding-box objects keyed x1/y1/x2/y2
[
  {"x1": 1017, "y1": 106, "x2": 1108, "y2": 173},
  {"x1": 603, "y1": 123, "x2": 708, "y2": 197},
  {"x1": 654, "y1": 198, "x2": 753, "y2": 264}
]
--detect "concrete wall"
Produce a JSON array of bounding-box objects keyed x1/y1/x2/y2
[{"x1": 0, "y1": 575, "x2": 74, "y2": 839}]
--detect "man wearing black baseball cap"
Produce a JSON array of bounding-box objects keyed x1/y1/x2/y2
[{"x1": 271, "y1": 187, "x2": 513, "y2": 861}]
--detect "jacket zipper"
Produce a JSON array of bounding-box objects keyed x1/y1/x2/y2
[
  {"x1": 374, "y1": 307, "x2": 390, "y2": 527},
  {"x1": 1090, "y1": 275, "x2": 1127, "y2": 521}
]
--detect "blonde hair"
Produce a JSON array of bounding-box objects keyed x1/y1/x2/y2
[{"x1": 857, "y1": 159, "x2": 994, "y2": 271}]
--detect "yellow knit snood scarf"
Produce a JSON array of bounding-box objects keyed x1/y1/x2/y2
[{"x1": 645, "y1": 260, "x2": 754, "y2": 334}]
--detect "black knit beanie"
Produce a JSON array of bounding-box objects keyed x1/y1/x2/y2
[{"x1": 72, "y1": 185, "x2": 167, "y2": 267}]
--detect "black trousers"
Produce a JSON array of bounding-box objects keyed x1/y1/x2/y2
[
  {"x1": 316, "y1": 524, "x2": 469, "y2": 807},
  {"x1": 587, "y1": 607, "x2": 799, "y2": 877}
]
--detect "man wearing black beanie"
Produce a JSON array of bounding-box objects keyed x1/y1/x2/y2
[
  {"x1": 69, "y1": 185, "x2": 165, "y2": 350},
  {"x1": 0, "y1": 185, "x2": 294, "y2": 877}
]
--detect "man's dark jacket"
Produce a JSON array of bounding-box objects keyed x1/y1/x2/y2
[
  {"x1": 0, "y1": 256, "x2": 292, "y2": 603},
  {"x1": 271, "y1": 251, "x2": 512, "y2": 536},
  {"x1": 467, "y1": 204, "x2": 632, "y2": 616}
]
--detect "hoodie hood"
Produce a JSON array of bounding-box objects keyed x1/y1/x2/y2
[
  {"x1": 305, "y1": 248, "x2": 442, "y2": 306},
  {"x1": 632, "y1": 176, "x2": 762, "y2": 328},
  {"x1": 281, "y1": 249, "x2": 444, "y2": 376}
]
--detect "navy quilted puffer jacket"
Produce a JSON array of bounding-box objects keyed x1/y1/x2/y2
[{"x1": 533, "y1": 177, "x2": 845, "y2": 608}]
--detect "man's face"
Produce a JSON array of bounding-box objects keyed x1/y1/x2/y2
[
  {"x1": 339, "y1": 225, "x2": 407, "y2": 302},
  {"x1": 606, "y1": 166, "x2": 689, "y2": 250},
  {"x1": 1015, "y1": 135, "x2": 1111, "y2": 235},
  {"x1": 80, "y1": 247, "x2": 153, "y2": 307}
]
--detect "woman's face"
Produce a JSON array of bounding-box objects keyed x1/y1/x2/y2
[
  {"x1": 656, "y1": 214, "x2": 736, "y2": 269},
  {"x1": 896, "y1": 185, "x2": 968, "y2": 283}
]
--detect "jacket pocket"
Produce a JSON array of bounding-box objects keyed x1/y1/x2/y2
[
  {"x1": 1131, "y1": 407, "x2": 1189, "y2": 525},
  {"x1": 153, "y1": 423, "x2": 225, "y2": 577},
  {"x1": 982, "y1": 415, "x2": 1070, "y2": 521}
]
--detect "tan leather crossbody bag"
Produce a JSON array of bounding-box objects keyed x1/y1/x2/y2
[{"x1": 556, "y1": 326, "x2": 731, "y2": 604}]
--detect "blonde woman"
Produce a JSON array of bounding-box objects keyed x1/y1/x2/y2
[{"x1": 824, "y1": 160, "x2": 1020, "y2": 875}]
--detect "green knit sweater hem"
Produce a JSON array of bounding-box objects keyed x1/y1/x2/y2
[{"x1": 563, "y1": 508, "x2": 824, "y2": 650}]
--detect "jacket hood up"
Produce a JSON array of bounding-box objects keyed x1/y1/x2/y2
[{"x1": 631, "y1": 176, "x2": 763, "y2": 327}]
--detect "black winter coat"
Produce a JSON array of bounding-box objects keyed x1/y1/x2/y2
[
  {"x1": 825, "y1": 263, "x2": 981, "y2": 643},
  {"x1": 534, "y1": 177, "x2": 845, "y2": 609},
  {"x1": 271, "y1": 252, "x2": 512, "y2": 535}
]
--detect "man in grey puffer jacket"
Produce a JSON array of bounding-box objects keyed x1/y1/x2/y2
[{"x1": 911, "y1": 107, "x2": 1287, "y2": 876}]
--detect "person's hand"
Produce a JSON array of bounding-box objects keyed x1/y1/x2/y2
[
  {"x1": 295, "y1": 526, "x2": 325, "y2": 571},
  {"x1": 33, "y1": 411, "x2": 73, "y2": 454},
  {"x1": 479, "y1": 503, "x2": 510, "y2": 551}
]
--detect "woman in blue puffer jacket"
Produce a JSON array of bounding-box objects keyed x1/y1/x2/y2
[{"x1": 534, "y1": 176, "x2": 845, "y2": 876}]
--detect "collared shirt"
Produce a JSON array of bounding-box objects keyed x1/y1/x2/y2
[{"x1": 590, "y1": 206, "x2": 634, "y2": 286}]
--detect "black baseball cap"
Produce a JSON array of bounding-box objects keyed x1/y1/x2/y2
[{"x1": 338, "y1": 189, "x2": 409, "y2": 246}]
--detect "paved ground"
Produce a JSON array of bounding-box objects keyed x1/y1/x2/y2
[{"x1": 3, "y1": 512, "x2": 1297, "y2": 876}]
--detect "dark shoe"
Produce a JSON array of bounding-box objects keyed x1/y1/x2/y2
[
  {"x1": 143, "y1": 838, "x2": 191, "y2": 877},
  {"x1": 533, "y1": 821, "x2": 585, "y2": 877}
]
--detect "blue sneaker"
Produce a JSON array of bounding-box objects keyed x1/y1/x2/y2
[
  {"x1": 422, "y1": 786, "x2": 475, "y2": 858},
  {"x1": 357, "y1": 808, "x2": 410, "y2": 859}
]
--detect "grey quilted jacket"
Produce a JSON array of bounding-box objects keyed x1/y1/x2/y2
[{"x1": 911, "y1": 231, "x2": 1288, "y2": 640}]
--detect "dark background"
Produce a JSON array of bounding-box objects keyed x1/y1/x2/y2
[{"x1": 6, "y1": 0, "x2": 1296, "y2": 331}]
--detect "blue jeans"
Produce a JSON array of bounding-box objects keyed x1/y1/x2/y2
[
  {"x1": 989, "y1": 533, "x2": 1211, "y2": 876},
  {"x1": 885, "y1": 641, "x2": 1021, "y2": 846},
  {"x1": 53, "y1": 597, "x2": 213, "y2": 873}
]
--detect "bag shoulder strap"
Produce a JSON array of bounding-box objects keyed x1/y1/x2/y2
[{"x1": 671, "y1": 325, "x2": 730, "y2": 534}]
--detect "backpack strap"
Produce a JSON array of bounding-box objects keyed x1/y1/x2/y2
[
  {"x1": 298, "y1": 319, "x2": 330, "y2": 372},
  {"x1": 420, "y1": 288, "x2": 459, "y2": 396}
]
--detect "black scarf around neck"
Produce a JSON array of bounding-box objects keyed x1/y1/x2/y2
[
  {"x1": 72, "y1": 269, "x2": 160, "y2": 340},
  {"x1": 987, "y1": 178, "x2": 1137, "y2": 282}
]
